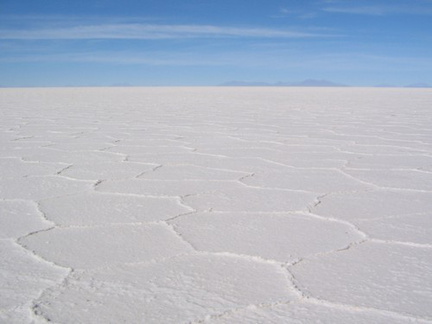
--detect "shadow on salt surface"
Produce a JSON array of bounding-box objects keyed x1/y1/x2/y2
[
  {"x1": 38, "y1": 192, "x2": 192, "y2": 226},
  {"x1": 32, "y1": 254, "x2": 298, "y2": 324},
  {"x1": 171, "y1": 212, "x2": 364, "y2": 263},
  {"x1": 291, "y1": 242, "x2": 432, "y2": 318}
]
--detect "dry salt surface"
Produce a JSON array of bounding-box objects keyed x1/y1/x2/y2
[{"x1": 1, "y1": 87, "x2": 432, "y2": 324}]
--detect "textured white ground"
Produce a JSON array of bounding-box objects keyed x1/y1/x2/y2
[{"x1": 1, "y1": 87, "x2": 432, "y2": 323}]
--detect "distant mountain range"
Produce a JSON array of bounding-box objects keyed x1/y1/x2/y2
[
  {"x1": 1, "y1": 80, "x2": 430, "y2": 88},
  {"x1": 219, "y1": 79, "x2": 347, "y2": 87},
  {"x1": 404, "y1": 83, "x2": 431, "y2": 88},
  {"x1": 219, "y1": 79, "x2": 432, "y2": 88}
]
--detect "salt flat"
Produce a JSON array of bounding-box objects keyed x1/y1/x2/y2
[{"x1": 1, "y1": 87, "x2": 432, "y2": 323}]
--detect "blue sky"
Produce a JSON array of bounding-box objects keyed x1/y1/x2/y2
[{"x1": 1, "y1": 0, "x2": 431, "y2": 86}]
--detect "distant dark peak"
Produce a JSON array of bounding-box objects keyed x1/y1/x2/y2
[
  {"x1": 219, "y1": 81, "x2": 272, "y2": 86},
  {"x1": 404, "y1": 83, "x2": 431, "y2": 88},
  {"x1": 110, "y1": 82, "x2": 133, "y2": 87},
  {"x1": 374, "y1": 84, "x2": 397, "y2": 88},
  {"x1": 219, "y1": 79, "x2": 347, "y2": 87},
  {"x1": 290, "y1": 79, "x2": 347, "y2": 87}
]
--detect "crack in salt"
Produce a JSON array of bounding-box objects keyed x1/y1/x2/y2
[
  {"x1": 55, "y1": 164, "x2": 74, "y2": 176},
  {"x1": 13, "y1": 202, "x2": 73, "y2": 322}
]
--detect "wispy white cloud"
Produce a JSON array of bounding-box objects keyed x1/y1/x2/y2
[
  {"x1": 2, "y1": 44, "x2": 430, "y2": 74},
  {"x1": 277, "y1": 1, "x2": 432, "y2": 19},
  {"x1": 273, "y1": 8, "x2": 318, "y2": 19},
  {"x1": 323, "y1": 3, "x2": 432, "y2": 16},
  {"x1": 0, "y1": 22, "x2": 328, "y2": 40},
  {"x1": 324, "y1": 6, "x2": 391, "y2": 15}
]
